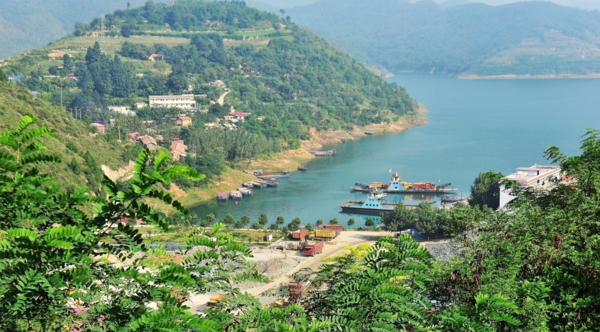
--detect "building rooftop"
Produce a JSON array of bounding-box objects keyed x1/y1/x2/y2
[{"x1": 505, "y1": 164, "x2": 561, "y2": 185}]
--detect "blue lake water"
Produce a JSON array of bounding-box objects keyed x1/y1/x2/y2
[{"x1": 192, "y1": 73, "x2": 600, "y2": 227}]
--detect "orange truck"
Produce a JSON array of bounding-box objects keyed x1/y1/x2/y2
[
  {"x1": 323, "y1": 225, "x2": 343, "y2": 236},
  {"x1": 292, "y1": 229, "x2": 310, "y2": 240}
]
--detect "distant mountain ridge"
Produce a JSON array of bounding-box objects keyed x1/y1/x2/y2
[
  {"x1": 289, "y1": 0, "x2": 600, "y2": 77},
  {"x1": 0, "y1": 0, "x2": 165, "y2": 59}
]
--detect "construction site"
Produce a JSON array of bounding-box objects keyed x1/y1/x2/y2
[{"x1": 185, "y1": 230, "x2": 395, "y2": 312}]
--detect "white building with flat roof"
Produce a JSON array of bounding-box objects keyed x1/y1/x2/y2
[
  {"x1": 149, "y1": 95, "x2": 196, "y2": 110},
  {"x1": 499, "y1": 164, "x2": 561, "y2": 209}
]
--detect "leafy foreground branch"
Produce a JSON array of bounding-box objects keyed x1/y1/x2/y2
[
  {"x1": 1, "y1": 116, "x2": 600, "y2": 331},
  {"x1": 0, "y1": 115, "x2": 265, "y2": 331}
]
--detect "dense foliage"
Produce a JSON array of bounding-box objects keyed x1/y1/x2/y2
[
  {"x1": 0, "y1": 82, "x2": 130, "y2": 191},
  {"x1": 468, "y1": 170, "x2": 503, "y2": 210},
  {"x1": 4, "y1": 0, "x2": 416, "y2": 180},
  {"x1": 2, "y1": 115, "x2": 600, "y2": 330},
  {"x1": 290, "y1": 0, "x2": 600, "y2": 76},
  {"x1": 0, "y1": 116, "x2": 266, "y2": 331}
]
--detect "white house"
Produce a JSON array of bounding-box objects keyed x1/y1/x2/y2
[
  {"x1": 499, "y1": 164, "x2": 561, "y2": 209},
  {"x1": 149, "y1": 95, "x2": 196, "y2": 110}
]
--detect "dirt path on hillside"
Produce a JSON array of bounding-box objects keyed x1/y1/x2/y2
[{"x1": 217, "y1": 90, "x2": 230, "y2": 105}]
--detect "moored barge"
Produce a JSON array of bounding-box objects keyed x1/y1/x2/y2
[{"x1": 339, "y1": 194, "x2": 423, "y2": 215}]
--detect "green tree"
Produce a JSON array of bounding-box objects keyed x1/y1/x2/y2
[
  {"x1": 241, "y1": 215, "x2": 250, "y2": 228},
  {"x1": 251, "y1": 221, "x2": 261, "y2": 230},
  {"x1": 0, "y1": 68, "x2": 7, "y2": 83},
  {"x1": 415, "y1": 202, "x2": 440, "y2": 240},
  {"x1": 329, "y1": 217, "x2": 338, "y2": 225},
  {"x1": 468, "y1": 170, "x2": 503, "y2": 210},
  {"x1": 306, "y1": 223, "x2": 314, "y2": 232},
  {"x1": 316, "y1": 219, "x2": 323, "y2": 226},
  {"x1": 234, "y1": 220, "x2": 243, "y2": 229},
  {"x1": 224, "y1": 213, "x2": 235, "y2": 226},
  {"x1": 381, "y1": 202, "x2": 417, "y2": 232},
  {"x1": 110, "y1": 56, "x2": 133, "y2": 98},
  {"x1": 276, "y1": 215, "x2": 285, "y2": 227},
  {"x1": 347, "y1": 218, "x2": 355, "y2": 229},
  {"x1": 63, "y1": 54, "x2": 73, "y2": 72},
  {"x1": 204, "y1": 213, "x2": 216, "y2": 227},
  {"x1": 365, "y1": 218, "x2": 375, "y2": 228},
  {"x1": 121, "y1": 24, "x2": 133, "y2": 37},
  {"x1": 258, "y1": 213, "x2": 268, "y2": 226},
  {"x1": 279, "y1": 8, "x2": 285, "y2": 18}
]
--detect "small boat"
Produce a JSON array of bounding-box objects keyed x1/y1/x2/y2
[
  {"x1": 229, "y1": 190, "x2": 242, "y2": 201},
  {"x1": 371, "y1": 188, "x2": 387, "y2": 200},
  {"x1": 265, "y1": 179, "x2": 279, "y2": 188},
  {"x1": 340, "y1": 137, "x2": 346, "y2": 143},
  {"x1": 217, "y1": 192, "x2": 229, "y2": 202},
  {"x1": 298, "y1": 165, "x2": 307, "y2": 171},
  {"x1": 258, "y1": 170, "x2": 290, "y2": 179},
  {"x1": 365, "y1": 131, "x2": 375, "y2": 135},
  {"x1": 238, "y1": 187, "x2": 253, "y2": 197},
  {"x1": 309, "y1": 150, "x2": 336, "y2": 157},
  {"x1": 441, "y1": 196, "x2": 466, "y2": 204}
]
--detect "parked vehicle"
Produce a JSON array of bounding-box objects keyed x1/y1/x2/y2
[
  {"x1": 303, "y1": 242, "x2": 324, "y2": 256},
  {"x1": 292, "y1": 229, "x2": 310, "y2": 240},
  {"x1": 206, "y1": 294, "x2": 223, "y2": 310},
  {"x1": 314, "y1": 229, "x2": 336, "y2": 240}
]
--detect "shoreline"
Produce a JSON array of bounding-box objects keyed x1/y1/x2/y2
[
  {"x1": 158, "y1": 103, "x2": 429, "y2": 211},
  {"x1": 391, "y1": 70, "x2": 600, "y2": 80},
  {"x1": 459, "y1": 73, "x2": 600, "y2": 80}
]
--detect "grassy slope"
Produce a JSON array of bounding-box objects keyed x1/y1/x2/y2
[{"x1": 0, "y1": 82, "x2": 129, "y2": 189}]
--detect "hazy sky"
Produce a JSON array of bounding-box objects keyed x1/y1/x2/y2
[{"x1": 254, "y1": 0, "x2": 600, "y2": 10}]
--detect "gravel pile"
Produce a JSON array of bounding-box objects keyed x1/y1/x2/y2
[{"x1": 422, "y1": 240, "x2": 463, "y2": 261}]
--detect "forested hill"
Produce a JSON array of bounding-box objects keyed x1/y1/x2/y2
[
  {"x1": 1, "y1": 1, "x2": 416, "y2": 188},
  {"x1": 0, "y1": 0, "x2": 167, "y2": 60},
  {"x1": 0, "y1": 82, "x2": 133, "y2": 193},
  {"x1": 289, "y1": 0, "x2": 600, "y2": 77},
  {"x1": 3, "y1": 1, "x2": 415, "y2": 140}
]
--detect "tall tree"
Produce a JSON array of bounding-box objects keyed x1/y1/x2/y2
[
  {"x1": 347, "y1": 218, "x2": 355, "y2": 229},
  {"x1": 85, "y1": 41, "x2": 103, "y2": 65},
  {"x1": 381, "y1": 202, "x2": 417, "y2": 232},
  {"x1": 468, "y1": 171, "x2": 503, "y2": 210},
  {"x1": 258, "y1": 213, "x2": 268, "y2": 226},
  {"x1": 110, "y1": 56, "x2": 132, "y2": 98},
  {"x1": 0, "y1": 68, "x2": 7, "y2": 83},
  {"x1": 62, "y1": 54, "x2": 73, "y2": 72}
]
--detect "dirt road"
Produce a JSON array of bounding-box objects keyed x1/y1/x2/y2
[{"x1": 185, "y1": 230, "x2": 394, "y2": 312}]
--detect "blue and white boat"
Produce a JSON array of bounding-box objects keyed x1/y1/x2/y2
[{"x1": 340, "y1": 193, "x2": 418, "y2": 215}]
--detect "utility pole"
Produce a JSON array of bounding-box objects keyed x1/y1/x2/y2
[
  {"x1": 60, "y1": 79, "x2": 63, "y2": 108},
  {"x1": 118, "y1": 124, "x2": 121, "y2": 142},
  {"x1": 101, "y1": 15, "x2": 105, "y2": 43}
]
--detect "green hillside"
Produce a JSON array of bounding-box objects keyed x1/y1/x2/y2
[
  {"x1": 2, "y1": 1, "x2": 416, "y2": 157},
  {"x1": 0, "y1": 0, "x2": 164, "y2": 59},
  {"x1": 289, "y1": 0, "x2": 600, "y2": 77},
  {"x1": 0, "y1": 81, "x2": 131, "y2": 192}
]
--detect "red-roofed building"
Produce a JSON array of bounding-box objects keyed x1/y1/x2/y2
[
  {"x1": 170, "y1": 138, "x2": 187, "y2": 162},
  {"x1": 129, "y1": 132, "x2": 140, "y2": 141},
  {"x1": 90, "y1": 123, "x2": 105, "y2": 134},
  {"x1": 231, "y1": 112, "x2": 249, "y2": 120}
]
